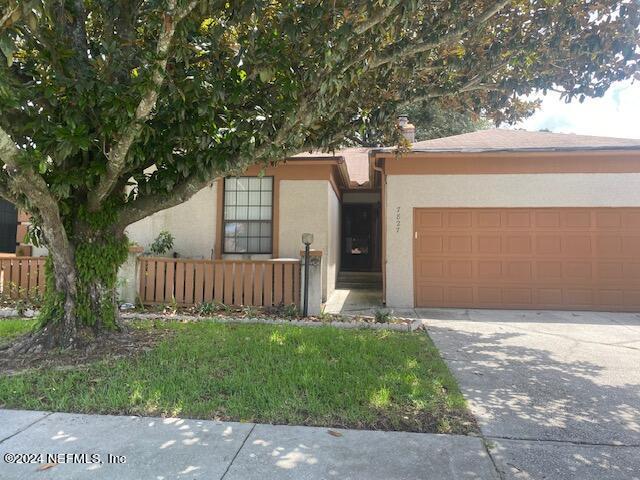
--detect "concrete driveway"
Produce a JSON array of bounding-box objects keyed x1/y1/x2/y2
[{"x1": 414, "y1": 308, "x2": 640, "y2": 480}]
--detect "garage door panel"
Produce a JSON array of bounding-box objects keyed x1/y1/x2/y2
[
  {"x1": 414, "y1": 208, "x2": 640, "y2": 311},
  {"x1": 447, "y1": 211, "x2": 472, "y2": 228},
  {"x1": 477, "y1": 211, "x2": 501, "y2": 228},
  {"x1": 535, "y1": 211, "x2": 561, "y2": 228},
  {"x1": 478, "y1": 236, "x2": 501, "y2": 254},
  {"x1": 447, "y1": 236, "x2": 472, "y2": 253},
  {"x1": 506, "y1": 235, "x2": 532, "y2": 254}
]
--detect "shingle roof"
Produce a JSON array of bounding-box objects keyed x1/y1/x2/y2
[
  {"x1": 291, "y1": 129, "x2": 640, "y2": 187},
  {"x1": 401, "y1": 129, "x2": 640, "y2": 152},
  {"x1": 291, "y1": 147, "x2": 371, "y2": 186}
]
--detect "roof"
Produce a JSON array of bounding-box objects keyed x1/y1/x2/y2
[
  {"x1": 291, "y1": 147, "x2": 371, "y2": 186},
  {"x1": 290, "y1": 129, "x2": 640, "y2": 187},
  {"x1": 386, "y1": 129, "x2": 640, "y2": 153}
]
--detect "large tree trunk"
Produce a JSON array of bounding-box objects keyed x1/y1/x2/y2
[{"x1": 9, "y1": 231, "x2": 129, "y2": 353}]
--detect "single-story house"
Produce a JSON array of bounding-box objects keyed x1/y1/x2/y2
[
  {"x1": 4, "y1": 126, "x2": 640, "y2": 312},
  {"x1": 125, "y1": 126, "x2": 640, "y2": 312}
]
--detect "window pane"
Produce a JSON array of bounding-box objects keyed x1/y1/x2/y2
[
  {"x1": 248, "y1": 206, "x2": 260, "y2": 220},
  {"x1": 261, "y1": 206, "x2": 271, "y2": 220},
  {"x1": 236, "y1": 206, "x2": 248, "y2": 220},
  {"x1": 225, "y1": 206, "x2": 236, "y2": 220},
  {"x1": 249, "y1": 191, "x2": 260, "y2": 205},
  {"x1": 261, "y1": 177, "x2": 273, "y2": 190},
  {"x1": 249, "y1": 177, "x2": 261, "y2": 190},
  {"x1": 236, "y1": 237, "x2": 248, "y2": 252},
  {"x1": 225, "y1": 191, "x2": 235, "y2": 205},
  {"x1": 248, "y1": 237, "x2": 260, "y2": 253},
  {"x1": 260, "y1": 237, "x2": 272, "y2": 253},
  {"x1": 236, "y1": 191, "x2": 249, "y2": 205},
  {"x1": 225, "y1": 178, "x2": 237, "y2": 190},
  {"x1": 224, "y1": 237, "x2": 236, "y2": 252},
  {"x1": 248, "y1": 222, "x2": 261, "y2": 237},
  {"x1": 261, "y1": 222, "x2": 271, "y2": 237},
  {"x1": 261, "y1": 191, "x2": 272, "y2": 206},
  {"x1": 237, "y1": 177, "x2": 249, "y2": 190}
]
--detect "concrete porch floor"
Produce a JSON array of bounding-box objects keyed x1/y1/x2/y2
[{"x1": 323, "y1": 288, "x2": 383, "y2": 315}]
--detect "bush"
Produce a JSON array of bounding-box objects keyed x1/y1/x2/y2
[
  {"x1": 374, "y1": 309, "x2": 392, "y2": 323},
  {"x1": 149, "y1": 231, "x2": 174, "y2": 256}
]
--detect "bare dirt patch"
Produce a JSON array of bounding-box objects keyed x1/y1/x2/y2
[{"x1": 0, "y1": 321, "x2": 173, "y2": 376}]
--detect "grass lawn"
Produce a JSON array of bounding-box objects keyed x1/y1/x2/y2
[
  {"x1": 0, "y1": 319, "x2": 36, "y2": 348},
  {"x1": 0, "y1": 320, "x2": 474, "y2": 434}
]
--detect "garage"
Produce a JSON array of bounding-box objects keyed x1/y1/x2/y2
[
  {"x1": 376, "y1": 129, "x2": 640, "y2": 311},
  {"x1": 413, "y1": 208, "x2": 640, "y2": 311}
]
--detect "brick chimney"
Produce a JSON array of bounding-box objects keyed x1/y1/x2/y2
[{"x1": 398, "y1": 114, "x2": 415, "y2": 143}]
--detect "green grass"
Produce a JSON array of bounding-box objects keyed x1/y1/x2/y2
[
  {"x1": 0, "y1": 321, "x2": 474, "y2": 433},
  {"x1": 0, "y1": 319, "x2": 36, "y2": 347}
]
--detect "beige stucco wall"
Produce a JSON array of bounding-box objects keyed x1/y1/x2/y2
[
  {"x1": 126, "y1": 178, "x2": 338, "y2": 301},
  {"x1": 326, "y1": 186, "x2": 341, "y2": 298},
  {"x1": 126, "y1": 183, "x2": 217, "y2": 259},
  {"x1": 385, "y1": 173, "x2": 640, "y2": 308},
  {"x1": 278, "y1": 180, "x2": 337, "y2": 301}
]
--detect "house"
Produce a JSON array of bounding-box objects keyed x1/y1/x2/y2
[{"x1": 126, "y1": 126, "x2": 640, "y2": 312}]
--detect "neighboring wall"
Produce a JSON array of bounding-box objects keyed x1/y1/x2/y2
[
  {"x1": 126, "y1": 183, "x2": 217, "y2": 259},
  {"x1": 385, "y1": 173, "x2": 640, "y2": 308}
]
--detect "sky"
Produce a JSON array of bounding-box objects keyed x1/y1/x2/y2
[{"x1": 513, "y1": 79, "x2": 640, "y2": 140}]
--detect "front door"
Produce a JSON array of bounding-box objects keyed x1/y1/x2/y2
[
  {"x1": 0, "y1": 199, "x2": 17, "y2": 253},
  {"x1": 342, "y1": 204, "x2": 379, "y2": 271}
]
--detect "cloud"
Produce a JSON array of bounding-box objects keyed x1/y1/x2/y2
[{"x1": 514, "y1": 80, "x2": 640, "y2": 139}]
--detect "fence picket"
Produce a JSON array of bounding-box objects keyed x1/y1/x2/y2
[{"x1": 136, "y1": 257, "x2": 301, "y2": 309}]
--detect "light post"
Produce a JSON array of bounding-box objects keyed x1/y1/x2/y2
[{"x1": 302, "y1": 233, "x2": 314, "y2": 317}]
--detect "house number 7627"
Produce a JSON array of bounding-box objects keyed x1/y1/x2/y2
[{"x1": 395, "y1": 207, "x2": 401, "y2": 233}]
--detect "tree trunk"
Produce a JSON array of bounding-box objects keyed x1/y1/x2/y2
[{"x1": 9, "y1": 232, "x2": 129, "y2": 353}]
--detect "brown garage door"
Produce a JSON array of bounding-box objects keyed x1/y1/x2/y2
[{"x1": 413, "y1": 208, "x2": 640, "y2": 311}]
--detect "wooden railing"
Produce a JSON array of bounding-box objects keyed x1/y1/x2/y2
[
  {"x1": 0, "y1": 256, "x2": 46, "y2": 299},
  {"x1": 138, "y1": 257, "x2": 301, "y2": 307}
]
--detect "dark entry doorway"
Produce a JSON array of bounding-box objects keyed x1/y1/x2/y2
[
  {"x1": 341, "y1": 203, "x2": 381, "y2": 272},
  {"x1": 0, "y1": 198, "x2": 17, "y2": 253}
]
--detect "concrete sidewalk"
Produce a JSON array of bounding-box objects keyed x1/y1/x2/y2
[{"x1": 0, "y1": 409, "x2": 498, "y2": 479}]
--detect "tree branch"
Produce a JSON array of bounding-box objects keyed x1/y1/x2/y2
[
  {"x1": 88, "y1": 0, "x2": 197, "y2": 211},
  {"x1": 354, "y1": 1, "x2": 401, "y2": 35},
  {"x1": 0, "y1": 125, "x2": 74, "y2": 272},
  {"x1": 370, "y1": 0, "x2": 512, "y2": 69}
]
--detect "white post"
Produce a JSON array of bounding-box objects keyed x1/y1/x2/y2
[
  {"x1": 300, "y1": 249, "x2": 322, "y2": 316},
  {"x1": 117, "y1": 246, "x2": 144, "y2": 305}
]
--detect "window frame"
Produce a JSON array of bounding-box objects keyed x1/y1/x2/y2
[{"x1": 221, "y1": 176, "x2": 274, "y2": 255}]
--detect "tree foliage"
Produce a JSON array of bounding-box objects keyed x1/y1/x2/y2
[{"x1": 0, "y1": 0, "x2": 638, "y2": 348}]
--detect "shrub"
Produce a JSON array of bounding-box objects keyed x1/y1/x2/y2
[{"x1": 149, "y1": 231, "x2": 174, "y2": 256}]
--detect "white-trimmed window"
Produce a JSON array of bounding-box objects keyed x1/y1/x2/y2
[{"x1": 223, "y1": 176, "x2": 273, "y2": 254}]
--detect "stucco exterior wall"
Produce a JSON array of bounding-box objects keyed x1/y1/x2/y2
[
  {"x1": 326, "y1": 187, "x2": 340, "y2": 298},
  {"x1": 385, "y1": 173, "x2": 640, "y2": 308},
  {"x1": 126, "y1": 183, "x2": 217, "y2": 259},
  {"x1": 278, "y1": 180, "x2": 334, "y2": 301}
]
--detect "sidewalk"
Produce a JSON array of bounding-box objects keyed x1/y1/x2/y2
[{"x1": 0, "y1": 409, "x2": 499, "y2": 479}]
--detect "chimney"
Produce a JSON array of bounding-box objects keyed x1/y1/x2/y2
[{"x1": 398, "y1": 114, "x2": 415, "y2": 143}]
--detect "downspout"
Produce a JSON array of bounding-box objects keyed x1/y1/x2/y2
[{"x1": 372, "y1": 155, "x2": 386, "y2": 306}]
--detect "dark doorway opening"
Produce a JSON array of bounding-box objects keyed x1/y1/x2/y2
[
  {"x1": 0, "y1": 199, "x2": 17, "y2": 253},
  {"x1": 341, "y1": 203, "x2": 381, "y2": 272}
]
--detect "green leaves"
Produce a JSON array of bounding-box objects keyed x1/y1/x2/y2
[
  {"x1": 0, "y1": 36, "x2": 14, "y2": 65},
  {"x1": 0, "y1": 0, "x2": 637, "y2": 235}
]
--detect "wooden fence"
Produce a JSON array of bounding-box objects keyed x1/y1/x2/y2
[
  {"x1": 138, "y1": 257, "x2": 301, "y2": 307},
  {"x1": 0, "y1": 256, "x2": 46, "y2": 299}
]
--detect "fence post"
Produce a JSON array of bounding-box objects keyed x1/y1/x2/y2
[
  {"x1": 299, "y1": 249, "x2": 322, "y2": 315},
  {"x1": 117, "y1": 245, "x2": 144, "y2": 304}
]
